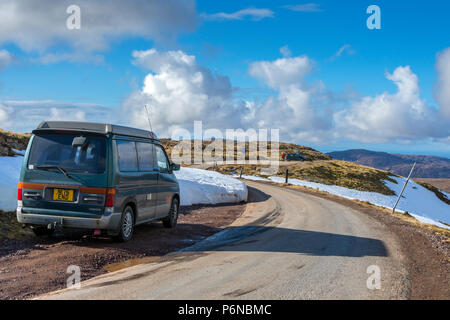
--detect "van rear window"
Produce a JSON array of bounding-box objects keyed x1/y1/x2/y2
[{"x1": 28, "y1": 133, "x2": 106, "y2": 174}]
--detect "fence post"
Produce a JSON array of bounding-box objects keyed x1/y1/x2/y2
[
  {"x1": 285, "y1": 168, "x2": 289, "y2": 184},
  {"x1": 392, "y1": 162, "x2": 416, "y2": 214}
]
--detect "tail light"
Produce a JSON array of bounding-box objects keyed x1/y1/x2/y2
[
  {"x1": 17, "y1": 182, "x2": 23, "y2": 201},
  {"x1": 105, "y1": 188, "x2": 115, "y2": 208}
]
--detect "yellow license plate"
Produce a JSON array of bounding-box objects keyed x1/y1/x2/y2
[{"x1": 53, "y1": 189, "x2": 74, "y2": 202}]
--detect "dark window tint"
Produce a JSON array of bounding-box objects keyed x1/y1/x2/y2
[
  {"x1": 155, "y1": 145, "x2": 169, "y2": 172},
  {"x1": 116, "y1": 140, "x2": 138, "y2": 172},
  {"x1": 28, "y1": 133, "x2": 106, "y2": 174},
  {"x1": 136, "y1": 142, "x2": 155, "y2": 171}
]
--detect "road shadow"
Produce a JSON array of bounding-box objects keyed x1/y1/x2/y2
[{"x1": 182, "y1": 225, "x2": 388, "y2": 258}]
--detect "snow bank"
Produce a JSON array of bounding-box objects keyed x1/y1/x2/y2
[
  {"x1": 0, "y1": 156, "x2": 247, "y2": 211},
  {"x1": 0, "y1": 155, "x2": 23, "y2": 211},
  {"x1": 239, "y1": 174, "x2": 450, "y2": 230},
  {"x1": 175, "y1": 167, "x2": 247, "y2": 206}
]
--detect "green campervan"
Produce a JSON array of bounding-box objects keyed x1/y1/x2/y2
[{"x1": 17, "y1": 121, "x2": 180, "y2": 242}]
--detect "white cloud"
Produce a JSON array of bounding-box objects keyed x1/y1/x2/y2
[
  {"x1": 435, "y1": 47, "x2": 450, "y2": 119},
  {"x1": 203, "y1": 8, "x2": 274, "y2": 21},
  {"x1": 0, "y1": 100, "x2": 116, "y2": 132},
  {"x1": 249, "y1": 56, "x2": 313, "y2": 89},
  {"x1": 124, "y1": 50, "x2": 450, "y2": 145},
  {"x1": 0, "y1": 103, "x2": 12, "y2": 127},
  {"x1": 248, "y1": 55, "x2": 332, "y2": 142},
  {"x1": 330, "y1": 44, "x2": 355, "y2": 61},
  {"x1": 334, "y1": 66, "x2": 449, "y2": 142},
  {"x1": 122, "y1": 49, "x2": 251, "y2": 136},
  {"x1": 282, "y1": 4, "x2": 322, "y2": 12},
  {"x1": 0, "y1": 49, "x2": 13, "y2": 70},
  {"x1": 0, "y1": 0, "x2": 197, "y2": 54},
  {"x1": 280, "y1": 45, "x2": 292, "y2": 58}
]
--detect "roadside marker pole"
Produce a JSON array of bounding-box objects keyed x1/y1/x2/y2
[
  {"x1": 285, "y1": 169, "x2": 289, "y2": 184},
  {"x1": 392, "y1": 162, "x2": 416, "y2": 214}
]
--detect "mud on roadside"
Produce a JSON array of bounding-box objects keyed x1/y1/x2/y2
[{"x1": 0, "y1": 201, "x2": 246, "y2": 300}]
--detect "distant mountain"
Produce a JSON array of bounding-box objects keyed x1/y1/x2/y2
[{"x1": 327, "y1": 149, "x2": 450, "y2": 178}]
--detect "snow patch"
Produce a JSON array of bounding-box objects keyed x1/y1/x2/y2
[
  {"x1": 0, "y1": 155, "x2": 23, "y2": 211},
  {"x1": 175, "y1": 167, "x2": 247, "y2": 206}
]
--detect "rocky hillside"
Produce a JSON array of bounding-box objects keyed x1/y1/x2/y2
[
  {"x1": 0, "y1": 129, "x2": 30, "y2": 156},
  {"x1": 160, "y1": 139, "x2": 331, "y2": 162},
  {"x1": 328, "y1": 149, "x2": 450, "y2": 178}
]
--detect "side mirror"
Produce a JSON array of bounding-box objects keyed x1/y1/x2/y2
[{"x1": 170, "y1": 163, "x2": 180, "y2": 171}]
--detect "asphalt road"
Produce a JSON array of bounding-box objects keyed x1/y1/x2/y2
[{"x1": 40, "y1": 181, "x2": 409, "y2": 299}]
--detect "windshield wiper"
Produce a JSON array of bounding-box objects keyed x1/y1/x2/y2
[{"x1": 34, "y1": 165, "x2": 74, "y2": 180}]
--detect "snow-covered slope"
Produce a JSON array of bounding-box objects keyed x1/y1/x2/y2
[
  {"x1": 0, "y1": 155, "x2": 23, "y2": 211},
  {"x1": 239, "y1": 174, "x2": 450, "y2": 230},
  {"x1": 0, "y1": 156, "x2": 247, "y2": 211},
  {"x1": 175, "y1": 167, "x2": 247, "y2": 206}
]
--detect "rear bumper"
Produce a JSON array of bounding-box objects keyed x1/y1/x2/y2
[{"x1": 16, "y1": 206, "x2": 121, "y2": 230}]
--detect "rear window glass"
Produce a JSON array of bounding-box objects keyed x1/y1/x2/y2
[
  {"x1": 116, "y1": 140, "x2": 138, "y2": 172},
  {"x1": 28, "y1": 133, "x2": 106, "y2": 174}
]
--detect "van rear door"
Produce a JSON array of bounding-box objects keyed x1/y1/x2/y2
[{"x1": 21, "y1": 132, "x2": 109, "y2": 218}]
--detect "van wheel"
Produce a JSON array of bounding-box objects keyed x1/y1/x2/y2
[
  {"x1": 114, "y1": 206, "x2": 134, "y2": 242},
  {"x1": 163, "y1": 198, "x2": 179, "y2": 228},
  {"x1": 32, "y1": 226, "x2": 55, "y2": 237}
]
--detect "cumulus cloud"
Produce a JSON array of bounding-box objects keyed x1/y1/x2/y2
[
  {"x1": 0, "y1": 0, "x2": 197, "y2": 54},
  {"x1": 248, "y1": 55, "x2": 333, "y2": 142},
  {"x1": 123, "y1": 49, "x2": 450, "y2": 145},
  {"x1": 435, "y1": 47, "x2": 450, "y2": 119},
  {"x1": 249, "y1": 56, "x2": 313, "y2": 89},
  {"x1": 122, "y1": 49, "x2": 251, "y2": 136},
  {"x1": 0, "y1": 49, "x2": 13, "y2": 70},
  {"x1": 334, "y1": 66, "x2": 449, "y2": 142},
  {"x1": 203, "y1": 8, "x2": 274, "y2": 21}
]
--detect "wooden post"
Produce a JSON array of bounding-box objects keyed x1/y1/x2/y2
[
  {"x1": 285, "y1": 168, "x2": 289, "y2": 184},
  {"x1": 392, "y1": 162, "x2": 416, "y2": 214},
  {"x1": 240, "y1": 167, "x2": 243, "y2": 178}
]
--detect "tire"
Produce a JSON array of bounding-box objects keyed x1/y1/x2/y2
[
  {"x1": 163, "y1": 198, "x2": 179, "y2": 228},
  {"x1": 32, "y1": 226, "x2": 55, "y2": 237},
  {"x1": 113, "y1": 206, "x2": 134, "y2": 242}
]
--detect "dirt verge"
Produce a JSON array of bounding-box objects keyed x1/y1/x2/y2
[{"x1": 0, "y1": 201, "x2": 246, "y2": 300}]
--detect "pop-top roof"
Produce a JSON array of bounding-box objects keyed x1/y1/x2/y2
[{"x1": 34, "y1": 121, "x2": 158, "y2": 140}]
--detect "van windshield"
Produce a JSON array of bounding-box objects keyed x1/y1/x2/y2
[{"x1": 28, "y1": 133, "x2": 106, "y2": 174}]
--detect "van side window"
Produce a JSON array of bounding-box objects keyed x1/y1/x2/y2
[
  {"x1": 136, "y1": 142, "x2": 155, "y2": 171},
  {"x1": 155, "y1": 145, "x2": 169, "y2": 173},
  {"x1": 116, "y1": 140, "x2": 138, "y2": 172}
]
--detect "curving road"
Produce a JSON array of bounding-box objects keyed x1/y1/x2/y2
[{"x1": 40, "y1": 181, "x2": 410, "y2": 300}]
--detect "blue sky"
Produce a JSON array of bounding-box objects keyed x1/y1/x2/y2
[{"x1": 0, "y1": 0, "x2": 449, "y2": 157}]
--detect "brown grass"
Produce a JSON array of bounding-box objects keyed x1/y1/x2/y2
[
  {"x1": 216, "y1": 160, "x2": 398, "y2": 196},
  {"x1": 0, "y1": 210, "x2": 33, "y2": 240},
  {"x1": 415, "y1": 178, "x2": 450, "y2": 193}
]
